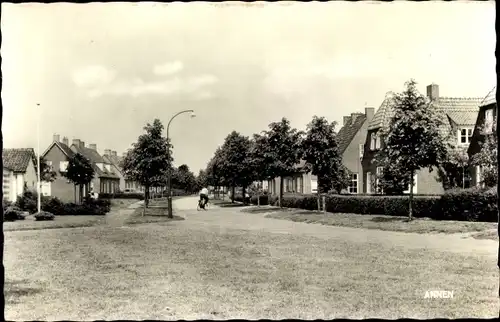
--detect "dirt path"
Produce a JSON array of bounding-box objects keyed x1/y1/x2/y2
[
  {"x1": 173, "y1": 197, "x2": 498, "y2": 257},
  {"x1": 105, "y1": 200, "x2": 143, "y2": 227}
]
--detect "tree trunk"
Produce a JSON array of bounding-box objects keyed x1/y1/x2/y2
[
  {"x1": 79, "y1": 185, "x2": 83, "y2": 204},
  {"x1": 279, "y1": 176, "x2": 284, "y2": 208},
  {"x1": 74, "y1": 185, "x2": 77, "y2": 203},
  {"x1": 462, "y1": 167, "x2": 465, "y2": 189},
  {"x1": 317, "y1": 190, "x2": 321, "y2": 212},
  {"x1": 142, "y1": 185, "x2": 147, "y2": 217},
  {"x1": 231, "y1": 186, "x2": 235, "y2": 203},
  {"x1": 242, "y1": 186, "x2": 247, "y2": 205},
  {"x1": 409, "y1": 170, "x2": 414, "y2": 221}
]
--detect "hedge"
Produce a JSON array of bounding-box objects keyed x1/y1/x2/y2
[
  {"x1": 99, "y1": 189, "x2": 192, "y2": 200},
  {"x1": 243, "y1": 188, "x2": 498, "y2": 222}
]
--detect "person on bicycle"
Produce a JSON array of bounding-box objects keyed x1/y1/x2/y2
[{"x1": 199, "y1": 187, "x2": 209, "y2": 208}]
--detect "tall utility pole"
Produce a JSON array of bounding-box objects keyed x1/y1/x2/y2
[
  {"x1": 37, "y1": 103, "x2": 41, "y2": 213},
  {"x1": 166, "y1": 109, "x2": 195, "y2": 218}
]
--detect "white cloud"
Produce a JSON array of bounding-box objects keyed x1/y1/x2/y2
[
  {"x1": 153, "y1": 61, "x2": 184, "y2": 76},
  {"x1": 72, "y1": 65, "x2": 116, "y2": 87}
]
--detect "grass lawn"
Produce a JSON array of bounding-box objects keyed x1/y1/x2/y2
[
  {"x1": 241, "y1": 206, "x2": 498, "y2": 240},
  {"x1": 4, "y1": 221, "x2": 497, "y2": 319},
  {"x1": 125, "y1": 207, "x2": 185, "y2": 225}
]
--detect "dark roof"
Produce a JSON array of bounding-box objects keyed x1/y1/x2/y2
[
  {"x1": 42, "y1": 141, "x2": 75, "y2": 159},
  {"x1": 103, "y1": 155, "x2": 124, "y2": 177},
  {"x1": 3, "y1": 148, "x2": 35, "y2": 173},
  {"x1": 71, "y1": 145, "x2": 120, "y2": 179},
  {"x1": 337, "y1": 114, "x2": 367, "y2": 154}
]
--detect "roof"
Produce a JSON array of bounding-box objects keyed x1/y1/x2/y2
[
  {"x1": 337, "y1": 113, "x2": 367, "y2": 153},
  {"x1": 103, "y1": 155, "x2": 124, "y2": 176},
  {"x1": 479, "y1": 86, "x2": 496, "y2": 107},
  {"x1": 368, "y1": 93, "x2": 483, "y2": 131},
  {"x1": 41, "y1": 141, "x2": 75, "y2": 159},
  {"x1": 3, "y1": 148, "x2": 35, "y2": 173},
  {"x1": 71, "y1": 145, "x2": 120, "y2": 179}
]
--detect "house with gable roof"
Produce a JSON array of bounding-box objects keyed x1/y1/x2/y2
[
  {"x1": 267, "y1": 160, "x2": 318, "y2": 195},
  {"x1": 361, "y1": 83, "x2": 483, "y2": 195},
  {"x1": 103, "y1": 149, "x2": 126, "y2": 192},
  {"x1": 467, "y1": 87, "x2": 497, "y2": 187},
  {"x1": 336, "y1": 107, "x2": 375, "y2": 194},
  {"x1": 2, "y1": 148, "x2": 38, "y2": 202}
]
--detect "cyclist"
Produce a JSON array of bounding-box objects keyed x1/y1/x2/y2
[{"x1": 199, "y1": 187, "x2": 209, "y2": 208}]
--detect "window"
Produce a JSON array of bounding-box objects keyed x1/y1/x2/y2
[
  {"x1": 403, "y1": 174, "x2": 418, "y2": 194},
  {"x1": 105, "y1": 164, "x2": 112, "y2": 172},
  {"x1": 96, "y1": 163, "x2": 104, "y2": 171},
  {"x1": 370, "y1": 133, "x2": 376, "y2": 150},
  {"x1": 485, "y1": 109, "x2": 494, "y2": 133},
  {"x1": 376, "y1": 167, "x2": 383, "y2": 193},
  {"x1": 459, "y1": 128, "x2": 473, "y2": 144},
  {"x1": 359, "y1": 144, "x2": 364, "y2": 159},
  {"x1": 366, "y1": 172, "x2": 372, "y2": 193},
  {"x1": 46, "y1": 161, "x2": 53, "y2": 171},
  {"x1": 59, "y1": 161, "x2": 68, "y2": 172},
  {"x1": 348, "y1": 173, "x2": 358, "y2": 194},
  {"x1": 375, "y1": 134, "x2": 381, "y2": 150}
]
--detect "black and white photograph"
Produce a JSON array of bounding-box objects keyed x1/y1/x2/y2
[{"x1": 1, "y1": 1, "x2": 498, "y2": 320}]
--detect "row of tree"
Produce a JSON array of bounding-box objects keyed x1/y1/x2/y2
[{"x1": 203, "y1": 79, "x2": 497, "y2": 220}]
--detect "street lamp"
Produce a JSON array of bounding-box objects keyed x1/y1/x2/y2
[
  {"x1": 166, "y1": 109, "x2": 196, "y2": 218},
  {"x1": 37, "y1": 103, "x2": 41, "y2": 213}
]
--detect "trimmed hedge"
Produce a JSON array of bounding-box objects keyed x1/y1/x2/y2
[
  {"x1": 244, "y1": 188, "x2": 498, "y2": 222},
  {"x1": 99, "y1": 189, "x2": 192, "y2": 200}
]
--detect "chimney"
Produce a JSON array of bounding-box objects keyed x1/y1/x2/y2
[
  {"x1": 89, "y1": 144, "x2": 97, "y2": 151},
  {"x1": 343, "y1": 116, "x2": 352, "y2": 126},
  {"x1": 111, "y1": 151, "x2": 117, "y2": 157},
  {"x1": 365, "y1": 107, "x2": 375, "y2": 121},
  {"x1": 426, "y1": 83, "x2": 439, "y2": 101},
  {"x1": 53, "y1": 134, "x2": 60, "y2": 142},
  {"x1": 62, "y1": 136, "x2": 69, "y2": 146},
  {"x1": 351, "y1": 113, "x2": 359, "y2": 124},
  {"x1": 80, "y1": 141, "x2": 85, "y2": 148},
  {"x1": 104, "y1": 149, "x2": 112, "y2": 156},
  {"x1": 72, "y1": 139, "x2": 81, "y2": 147}
]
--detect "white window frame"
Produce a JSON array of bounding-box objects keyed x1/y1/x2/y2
[
  {"x1": 403, "y1": 173, "x2": 418, "y2": 194},
  {"x1": 366, "y1": 172, "x2": 372, "y2": 193},
  {"x1": 59, "y1": 161, "x2": 69, "y2": 172},
  {"x1": 348, "y1": 173, "x2": 358, "y2": 194},
  {"x1": 485, "y1": 109, "x2": 494, "y2": 133},
  {"x1": 458, "y1": 128, "x2": 473, "y2": 145},
  {"x1": 375, "y1": 134, "x2": 381, "y2": 150}
]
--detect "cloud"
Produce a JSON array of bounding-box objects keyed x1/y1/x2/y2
[
  {"x1": 153, "y1": 61, "x2": 184, "y2": 76},
  {"x1": 72, "y1": 65, "x2": 116, "y2": 87}
]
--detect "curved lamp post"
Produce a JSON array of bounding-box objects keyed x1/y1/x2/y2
[{"x1": 166, "y1": 109, "x2": 196, "y2": 218}]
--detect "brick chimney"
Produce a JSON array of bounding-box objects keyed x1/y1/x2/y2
[
  {"x1": 365, "y1": 107, "x2": 375, "y2": 121},
  {"x1": 62, "y1": 137, "x2": 69, "y2": 146},
  {"x1": 72, "y1": 139, "x2": 81, "y2": 147},
  {"x1": 104, "y1": 149, "x2": 112, "y2": 156},
  {"x1": 111, "y1": 151, "x2": 117, "y2": 157},
  {"x1": 426, "y1": 83, "x2": 439, "y2": 101},
  {"x1": 53, "y1": 134, "x2": 60, "y2": 142},
  {"x1": 89, "y1": 144, "x2": 97, "y2": 151},
  {"x1": 343, "y1": 116, "x2": 352, "y2": 126}
]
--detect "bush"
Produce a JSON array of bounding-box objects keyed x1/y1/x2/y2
[
  {"x1": 15, "y1": 190, "x2": 39, "y2": 214},
  {"x1": 252, "y1": 190, "x2": 496, "y2": 222},
  {"x1": 34, "y1": 211, "x2": 55, "y2": 221},
  {"x1": 41, "y1": 196, "x2": 111, "y2": 216},
  {"x1": 99, "y1": 192, "x2": 145, "y2": 200},
  {"x1": 3, "y1": 206, "x2": 26, "y2": 221}
]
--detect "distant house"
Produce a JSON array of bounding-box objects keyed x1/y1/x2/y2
[
  {"x1": 2, "y1": 148, "x2": 38, "y2": 202},
  {"x1": 337, "y1": 107, "x2": 375, "y2": 194},
  {"x1": 361, "y1": 83, "x2": 483, "y2": 195},
  {"x1": 102, "y1": 149, "x2": 126, "y2": 192},
  {"x1": 267, "y1": 160, "x2": 318, "y2": 195},
  {"x1": 467, "y1": 88, "x2": 497, "y2": 187},
  {"x1": 69, "y1": 139, "x2": 121, "y2": 196}
]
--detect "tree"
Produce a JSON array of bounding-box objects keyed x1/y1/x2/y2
[
  {"x1": 217, "y1": 131, "x2": 255, "y2": 204},
  {"x1": 263, "y1": 118, "x2": 303, "y2": 207},
  {"x1": 34, "y1": 156, "x2": 57, "y2": 183},
  {"x1": 471, "y1": 118, "x2": 498, "y2": 188},
  {"x1": 65, "y1": 153, "x2": 95, "y2": 203},
  {"x1": 205, "y1": 147, "x2": 227, "y2": 199},
  {"x1": 437, "y1": 147, "x2": 470, "y2": 190},
  {"x1": 374, "y1": 149, "x2": 410, "y2": 195},
  {"x1": 122, "y1": 119, "x2": 171, "y2": 216},
  {"x1": 175, "y1": 164, "x2": 197, "y2": 193},
  {"x1": 195, "y1": 169, "x2": 207, "y2": 192},
  {"x1": 301, "y1": 116, "x2": 345, "y2": 211},
  {"x1": 379, "y1": 79, "x2": 449, "y2": 220}
]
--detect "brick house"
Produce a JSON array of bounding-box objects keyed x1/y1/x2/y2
[
  {"x1": 467, "y1": 88, "x2": 497, "y2": 187},
  {"x1": 361, "y1": 84, "x2": 483, "y2": 195},
  {"x1": 102, "y1": 149, "x2": 126, "y2": 192},
  {"x1": 69, "y1": 140, "x2": 121, "y2": 196},
  {"x1": 267, "y1": 161, "x2": 318, "y2": 195},
  {"x1": 2, "y1": 148, "x2": 38, "y2": 202},
  {"x1": 337, "y1": 107, "x2": 375, "y2": 194}
]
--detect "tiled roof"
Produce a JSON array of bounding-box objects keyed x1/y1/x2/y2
[
  {"x1": 103, "y1": 155, "x2": 124, "y2": 176},
  {"x1": 367, "y1": 92, "x2": 396, "y2": 131},
  {"x1": 3, "y1": 148, "x2": 35, "y2": 173},
  {"x1": 71, "y1": 145, "x2": 119, "y2": 179},
  {"x1": 337, "y1": 114, "x2": 367, "y2": 154},
  {"x1": 479, "y1": 86, "x2": 496, "y2": 107},
  {"x1": 446, "y1": 110, "x2": 480, "y2": 126}
]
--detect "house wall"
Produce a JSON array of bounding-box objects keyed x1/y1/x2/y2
[
  {"x1": 3, "y1": 169, "x2": 15, "y2": 202},
  {"x1": 361, "y1": 128, "x2": 380, "y2": 193},
  {"x1": 24, "y1": 158, "x2": 38, "y2": 190},
  {"x1": 342, "y1": 120, "x2": 369, "y2": 193},
  {"x1": 43, "y1": 144, "x2": 77, "y2": 202},
  {"x1": 268, "y1": 172, "x2": 316, "y2": 195}
]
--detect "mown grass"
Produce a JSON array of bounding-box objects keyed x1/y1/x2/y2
[
  {"x1": 125, "y1": 207, "x2": 185, "y2": 225},
  {"x1": 241, "y1": 206, "x2": 498, "y2": 239},
  {"x1": 4, "y1": 222, "x2": 497, "y2": 320}
]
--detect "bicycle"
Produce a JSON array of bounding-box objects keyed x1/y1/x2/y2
[{"x1": 197, "y1": 198, "x2": 209, "y2": 211}]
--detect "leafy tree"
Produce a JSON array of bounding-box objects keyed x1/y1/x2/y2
[
  {"x1": 65, "y1": 153, "x2": 95, "y2": 204},
  {"x1": 437, "y1": 147, "x2": 471, "y2": 190},
  {"x1": 195, "y1": 169, "x2": 207, "y2": 192},
  {"x1": 205, "y1": 147, "x2": 227, "y2": 199},
  {"x1": 122, "y1": 119, "x2": 171, "y2": 215},
  {"x1": 471, "y1": 117, "x2": 498, "y2": 188},
  {"x1": 175, "y1": 164, "x2": 197, "y2": 193},
  {"x1": 263, "y1": 118, "x2": 303, "y2": 207},
  {"x1": 33, "y1": 156, "x2": 57, "y2": 183},
  {"x1": 248, "y1": 133, "x2": 272, "y2": 205},
  {"x1": 373, "y1": 149, "x2": 410, "y2": 195},
  {"x1": 218, "y1": 131, "x2": 254, "y2": 204},
  {"x1": 301, "y1": 116, "x2": 345, "y2": 210},
  {"x1": 379, "y1": 79, "x2": 449, "y2": 220}
]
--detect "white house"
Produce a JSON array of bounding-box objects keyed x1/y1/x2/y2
[{"x1": 2, "y1": 148, "x2": 38, "y2": 202}]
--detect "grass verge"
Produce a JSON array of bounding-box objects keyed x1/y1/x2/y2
[
  {"x1": 125, "y1": 207, "x2": 185, "y2": 225},
  {"x1": 242, "y1": 206, "x2": 498, "y2": 239}
]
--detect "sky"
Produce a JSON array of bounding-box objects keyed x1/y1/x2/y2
[{"x1": 1, "y1": 1, "x2": 496, "y2": 173}]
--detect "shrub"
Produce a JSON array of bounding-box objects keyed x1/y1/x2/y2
[
  {"x1": 440, "y1": 187, "x2": 498, "y2": 222},
  {"x1": 34, "y1": 211, "x2": 55, "y2": 221},
  {"x1": 41, "y1": 196, "x2": 111, "y2": 216},
  {"x1": 15, "y1": 190, "x2": 39, "y2": 214},
  {"x1": 3, "y1": 206, "x2": 25, "y2": 221},
  {"x1": 99, "y1": 192, "x2": 145, "y2": 200},
  {"x1": 41, "y1": 197, "x2": 66, "y2": 216}
]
